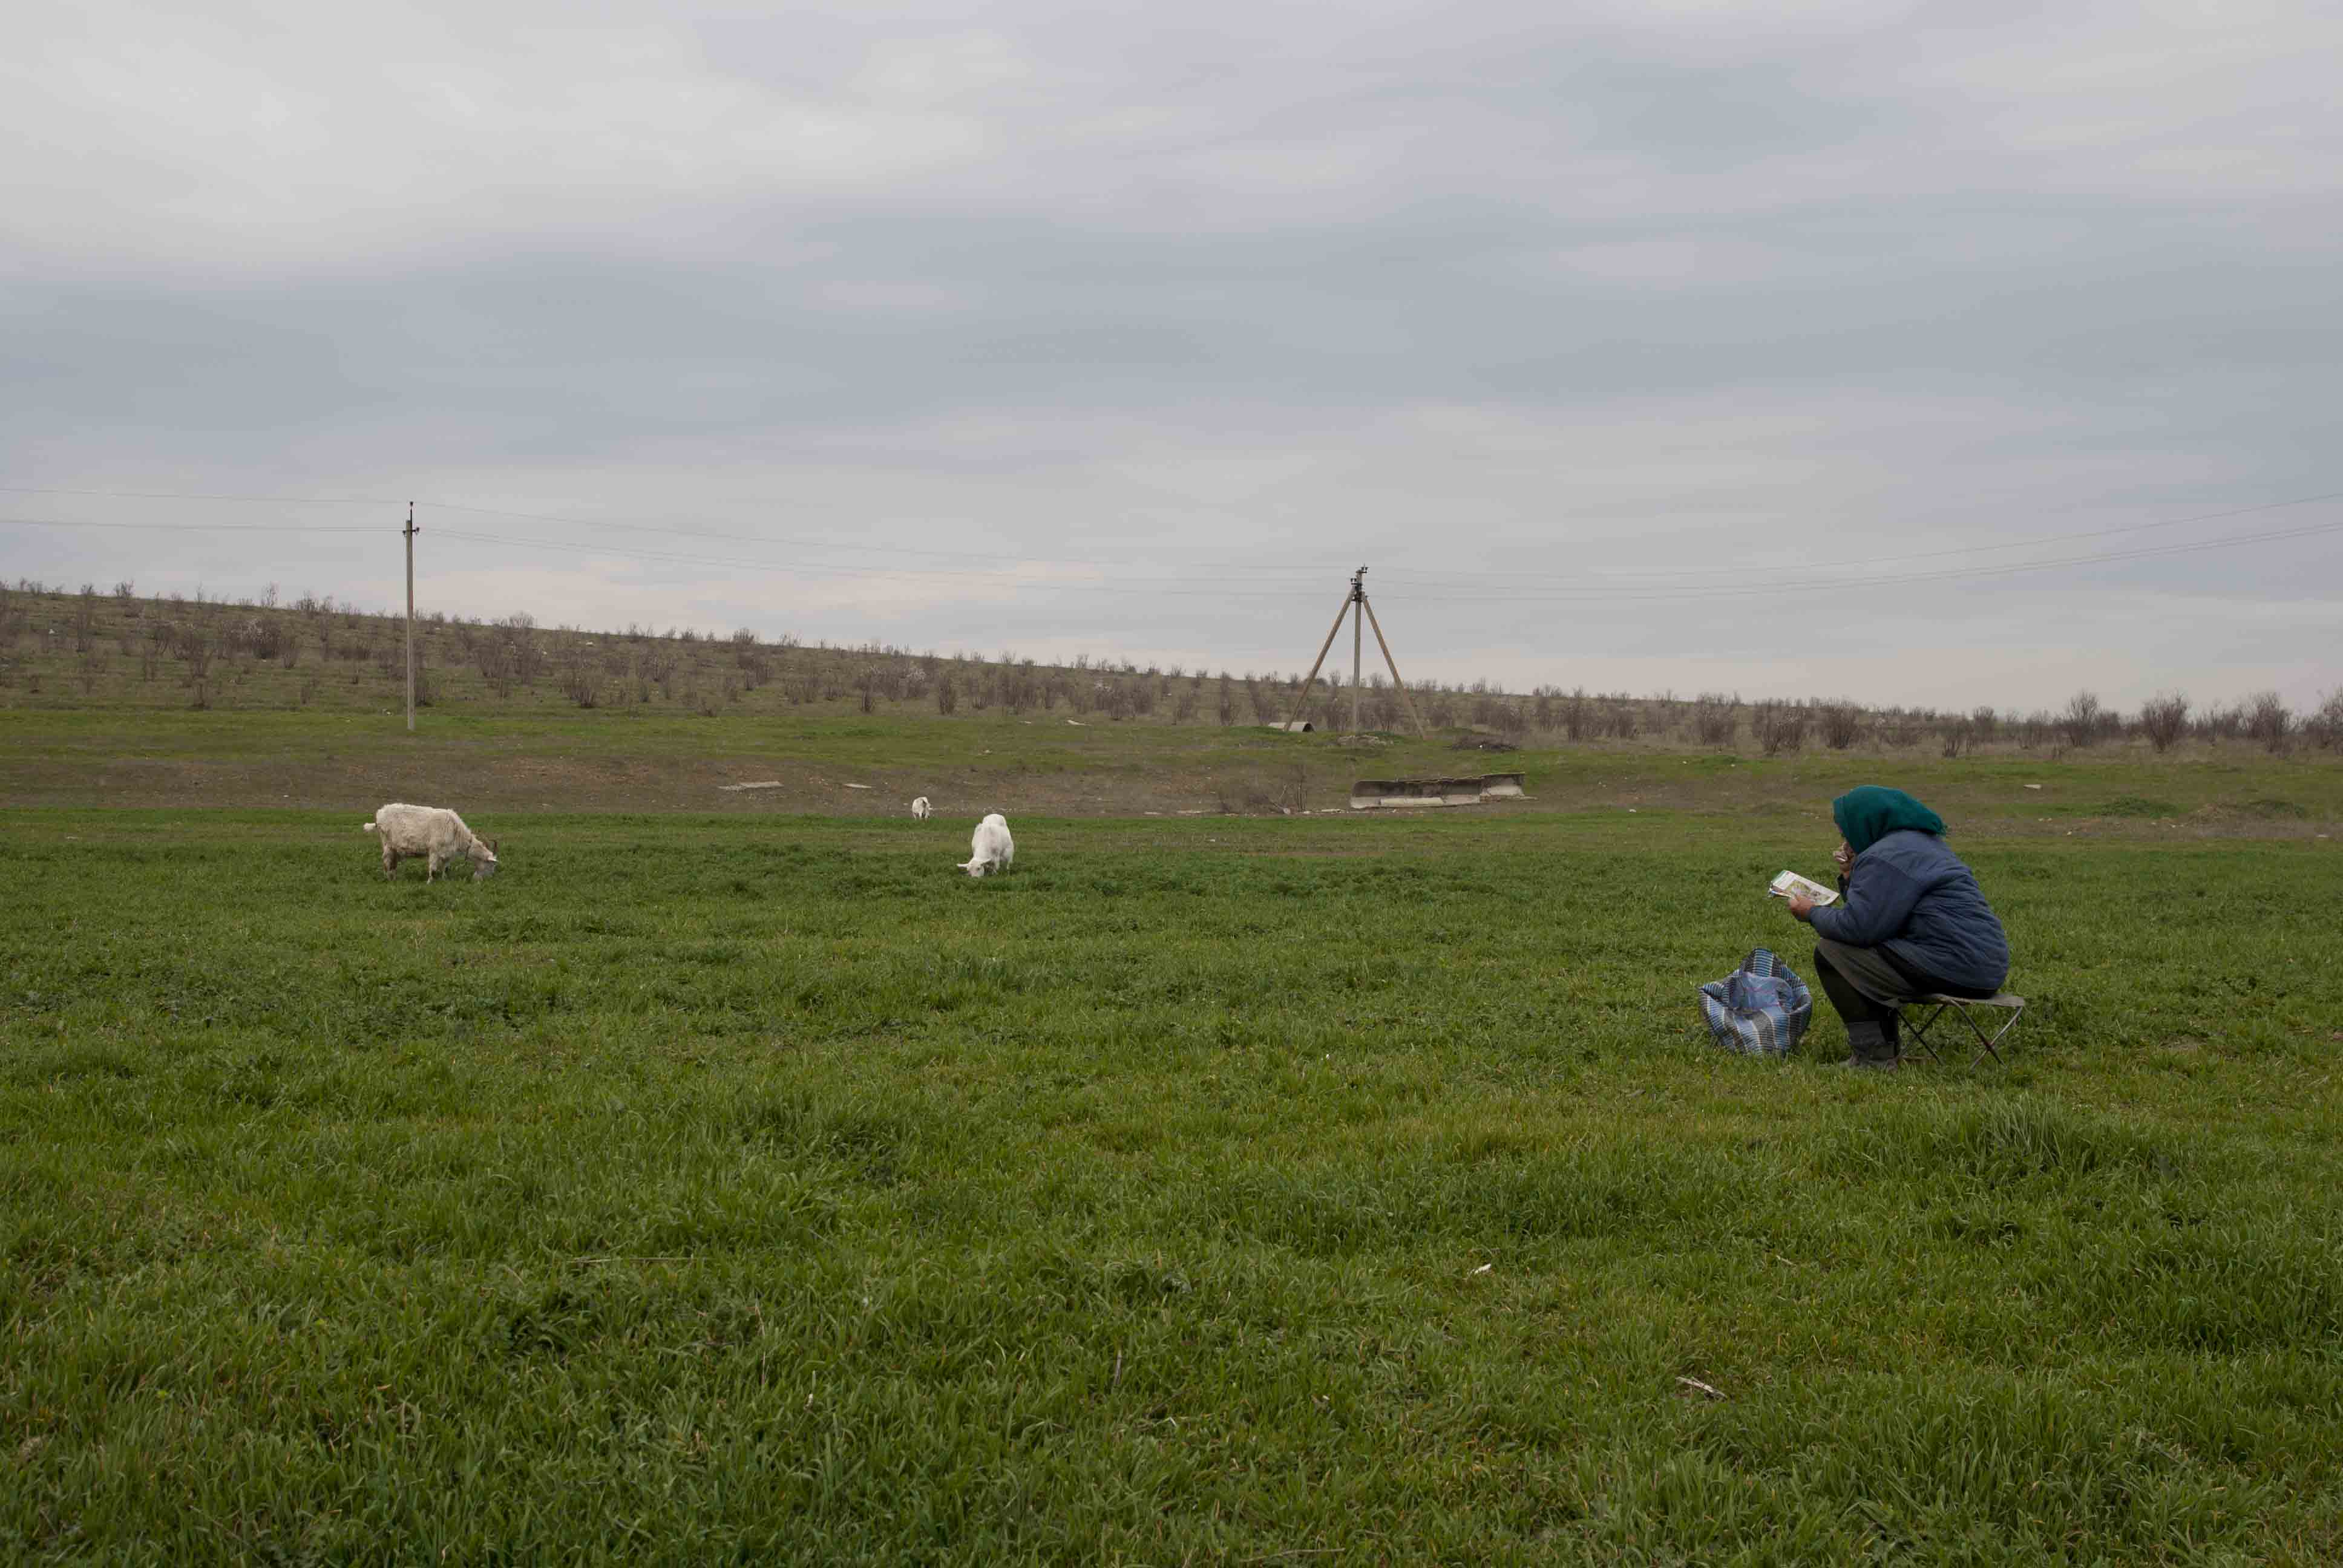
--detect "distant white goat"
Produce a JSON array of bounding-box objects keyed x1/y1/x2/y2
[
  {"x1": 958, "y1": 813, "x2": 1014, "y2": 878},
  {"x1": 362, "y1": 803, "x2": 500, "y2": 881},
  {"x1": 911, "y1": 796, "x2": 932, "y2": 820}
]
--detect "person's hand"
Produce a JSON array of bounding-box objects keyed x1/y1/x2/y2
[
  {"x1": 1787, "y1": 893, "x2": 1816, "y2": 921},
  {"x1": 1831, "y1": 841, "x2": 1854, "y2": 875}
]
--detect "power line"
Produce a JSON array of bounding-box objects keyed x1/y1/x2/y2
[
  {"x1": 8, "y1": 481, "x2": 2341, "y2": 597},
  {"x1": 424, "y1": 498, "x2": 1341, "y2": 578},
  {"x1": 1374, "y1": 516, "x2": 2343, "y2": 604},
  {"x1": 0, "y1": 514, "x2": 378, "y2": 534},
  {"x1": 0, "y1": 486, "x2": 389, "y2": 506},
  {"x1": 7, "y1": 505, "x2": 2331, "y2": 603},
  {"x1": 411, "y1": 486, "x2": 2343, "y2": 584},
  {"x1": 0, "y1": 485, "x2": 1342, "y2": 580},
  {"x1": 432, "y1": 512, "x2": 2343, "y2": 607},
  {"x1": 1372, "y1": 488, "x2": 2343, "y2": 586},
  {"x1": 430, "y1": 529, "x2": 1334, "y2": 599}
]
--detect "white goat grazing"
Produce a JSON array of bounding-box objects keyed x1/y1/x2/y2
[
  {"x1": 911, "y1": 796, "x2": 932, "y2": 820},
  {"x1": 958, "y1": 813, "x2": 1014, "y2": 878},
  {"x1": 362, "y1": 803, "x2": 500, "y2": 881}
]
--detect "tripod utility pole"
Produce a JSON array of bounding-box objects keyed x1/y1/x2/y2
[
  {"x1": 403, "y1": 501, "x2": 417, "y2": 733},
  {"x1": 1284, "y1": 566, "x2": 1427, "y2": 737},
  {"x1": 1351, "y1": 565, "x2": 1363, "y2": 736}
]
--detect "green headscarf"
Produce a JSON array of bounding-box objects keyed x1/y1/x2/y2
[{"x1": 1832, "y1": 786, "x2": 1946, "y2": 857}]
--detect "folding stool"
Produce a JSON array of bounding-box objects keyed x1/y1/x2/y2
[{"x1": 1899, "y1": 993, "x2": 2026, "y2": 1067}]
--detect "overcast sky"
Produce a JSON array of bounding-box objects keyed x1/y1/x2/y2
[{"x1": 5, "y1": 1, "x2": 2338, "y2": 713}]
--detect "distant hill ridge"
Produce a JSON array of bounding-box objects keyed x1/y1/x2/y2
[{"x1": 0, "y1": 577, "x2": 2332, "y2": 756}]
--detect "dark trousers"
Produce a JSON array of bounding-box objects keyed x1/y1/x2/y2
[
  {"x1": 1812, "y1": 943, "x2": 1904, "y2": 1027},
  {"x1": 1813, "y1": 938, "x2": 1994, "y2": 1027}
]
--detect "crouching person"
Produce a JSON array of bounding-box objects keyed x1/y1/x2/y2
[{"x1": 1785, "y1": 786, "x2": 2009, "y2": 1070}]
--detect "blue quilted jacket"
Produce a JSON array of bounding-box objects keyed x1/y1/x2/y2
[{"x1": 1807, "y1": 829, "x2": 2009, "y2": 991}]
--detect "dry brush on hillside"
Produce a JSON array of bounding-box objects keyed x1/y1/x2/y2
[{"x1": 0, "y1": 578, "x2": 2334, "y2": 758}]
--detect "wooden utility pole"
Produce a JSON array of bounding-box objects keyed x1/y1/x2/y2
[
  {"x1": 1361, "y1": 593, "x2": 1427, "y2": 737},
  {"x1": 1283, "y1": 566, "x2": 1427, "y2": 737},
  {"x1": 1288, "y1": 585, "x2": 1352, "y2": 729},
  {"x1": 405, "y1": 499, "x2": 419, "y2": 731}
]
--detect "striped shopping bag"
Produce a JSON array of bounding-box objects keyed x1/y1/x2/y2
[{"x1": 1698, "y1": 948, "x2": 1813, "y2": 1056}]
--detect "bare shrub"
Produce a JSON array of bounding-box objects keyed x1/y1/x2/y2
[
  {"x1": 559, "y1": 644, "x2": 601, "y2": 708},
  {"x1": 496, "y1": 619, "x2": 540, "y2": 688},
  {"x1": 1939, "y1": 720, "x2": 1971, "y2": 759},
  {"x1": 1602, "y1": 695, "x2": 1638, "y2": 739},
  {"x1": 1815, "y1": 701, "x2": 1863, "y2": 750},
  {"x1": 252, "y1": 615, "x2": 290, "y2": 664},
  {"x1": 1690, "y1": 692, "x2": 1738, "y2": 746},
  {"x1": 2060, "y1": 690, "x2": 2103, "y2": 749},
  {"x1": 1753, "y1": 700, "x2": 1806, "y2": 756},
  {"x1": 732, "y1": 639, "x2": 770, "y2": 690},
  {"x1": 477, "y1": 636, "x2": 517, "y2": 697},
  {"x1": 2243, "y1": 690, "x2": 2292, "y2": 754},
  {"x1": 1969, "y1": 705, "x2": 1998, "y2": 745},
  {"x1": 2304, "y1": 690, "x2": 2343, "y2": 751},
  {"x1": 72, "y1": 585, "x2": 100, "y2": 655},
  {"x1": 1561, "y1": 687, "x2": 1591, "y2": 741},
  {"x1": 2138, "y1": 692, "x2": 2189, "y2": 753},
  {"x1": 636, "y1": 644, "x2": 675, "y2": 702},
  {"x1": 934, "y1": 671, "x2": 958, "y2": 715}
]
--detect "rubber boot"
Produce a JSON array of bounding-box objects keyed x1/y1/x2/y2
[{"x1": 1840, "y1": 1019, "x2": 1900, "y2": 1071}]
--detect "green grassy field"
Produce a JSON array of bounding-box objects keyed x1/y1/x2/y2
[
  {"x1": 4, "y1": 705, "x2": 2339, "y2": 832},
  {"x1": 5, "y1": 772, "x2": 2340, "y2": 1562}
]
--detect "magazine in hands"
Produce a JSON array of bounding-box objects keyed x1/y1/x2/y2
[{"x1": 1768, "y1": 871, "x2": 1838, "y2": 906}]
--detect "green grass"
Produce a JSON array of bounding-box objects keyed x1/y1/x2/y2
[
  {"x1": 5, "y1": 806, "x2": 2340, "y2": 1564},
  {"x1": 5, "y1": 705, "x2": 2341, "y2": 828}
]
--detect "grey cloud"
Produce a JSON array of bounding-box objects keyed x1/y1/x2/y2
[{"x1": 3, "y1": 1, "x2": 2339, "y2": 711}]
